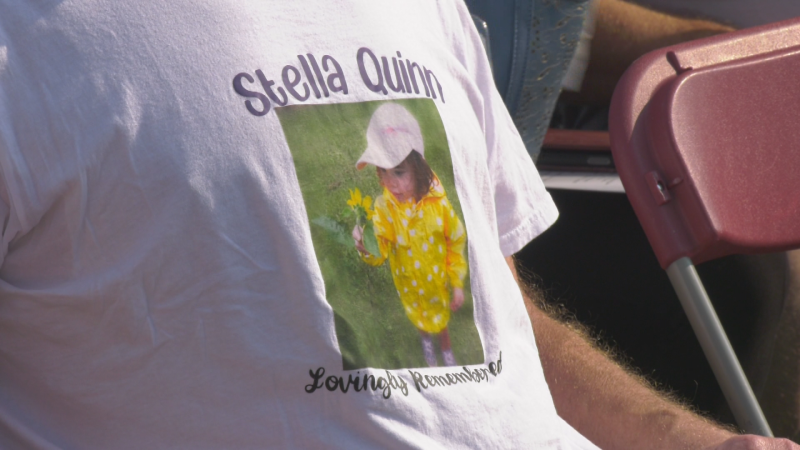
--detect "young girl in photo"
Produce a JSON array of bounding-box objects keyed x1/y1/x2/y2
[{"x1": 352, "y1": 103, "x2": 468, "y2": 367}]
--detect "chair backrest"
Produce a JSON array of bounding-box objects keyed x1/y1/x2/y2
[{"x1": 609, "y1": 18, "x2": 800, "y2": 269}]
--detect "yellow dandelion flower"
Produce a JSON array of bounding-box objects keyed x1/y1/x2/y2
[
  {"x1": 362, "y1": 195, "x2": 374, "y2": 220},
  {"x1": 347, "y1": 188, "x2": 362, "y2": 209}
]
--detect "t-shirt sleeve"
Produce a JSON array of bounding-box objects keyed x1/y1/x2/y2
[
  {"x1": 486, "y1": 86, "x2": 559, "y2": 257},
  {"x1": 453, "y1": 2, "x2": 560, "y2": 257}
]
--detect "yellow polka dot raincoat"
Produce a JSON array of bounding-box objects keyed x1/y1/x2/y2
[{"x1": 361, "y1": 176, "x2": 467, "y2": 333}]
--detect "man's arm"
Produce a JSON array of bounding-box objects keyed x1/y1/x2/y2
[
  {"x1": 564, "y1": 0, "x2": 735, "y2": 105},
  {"x1": 506, "y1": 256, "x2": 798, "y2": 449}
]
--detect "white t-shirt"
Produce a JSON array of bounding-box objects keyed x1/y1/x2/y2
[{"x1": 0, "y1": 1, "x2": 596, "y2": 448}]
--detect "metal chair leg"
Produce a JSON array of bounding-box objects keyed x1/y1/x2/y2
[{"x1": 666, "y1": 257, "x2": 773, "y2": 437}]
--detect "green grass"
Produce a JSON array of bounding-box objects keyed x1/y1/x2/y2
[{"x1": 277, "y1": 99, "x2": 484, "y2": 370}]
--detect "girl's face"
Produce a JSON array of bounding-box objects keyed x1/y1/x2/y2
[{"x1": 378, "y1": 162, "x2": 415, "y2": 203}]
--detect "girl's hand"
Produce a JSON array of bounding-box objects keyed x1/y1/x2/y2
[
  {"x1": 451, "y1": 288, "x2": 464, "y2": 311},
  {"x1": 352, "y1": 225, "x2": 367, "y2": 254}
]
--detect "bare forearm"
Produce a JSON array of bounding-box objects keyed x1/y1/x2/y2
[
  {"x1": 525, "y1": 292, "x2": 732, "y2": 449},
  {"x1": 507, "y1": 256, "x2": 733, "y2": 449},
  {"x1": 568, "y1": 0, "x2": 735, "y2": 104}
]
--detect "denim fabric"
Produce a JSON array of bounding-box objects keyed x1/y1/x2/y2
[{"x1": 465, "y1": 0, "x2": 590, "y2": 160}]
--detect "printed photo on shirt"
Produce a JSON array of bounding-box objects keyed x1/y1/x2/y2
[{"x1": 277, "y1": 99, "x2": 483, "y2": 370}]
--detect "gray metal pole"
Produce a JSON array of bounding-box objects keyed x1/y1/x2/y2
[{"x1": 666, "y1": 257, "x2": 773, "y2": 437}]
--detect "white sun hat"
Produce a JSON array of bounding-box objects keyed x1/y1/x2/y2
[{"x1": 356, "y1": 103, "x2": 424, "y2": 170}]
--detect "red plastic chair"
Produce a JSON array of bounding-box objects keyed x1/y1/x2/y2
[{"x1": 609, "y1": 17, "x2": 800, "y2": 436}]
